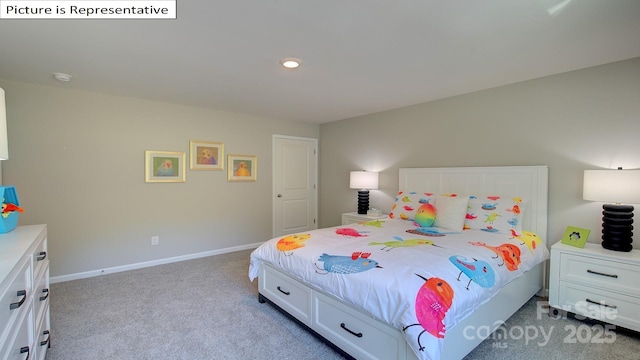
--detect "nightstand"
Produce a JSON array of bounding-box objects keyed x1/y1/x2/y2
[
  {"x1": 548, "y1": 241, "x2": 640, "y2": 332},
  {"x1": 341, "y1": 212, "x2": 387, "y2": 225}
]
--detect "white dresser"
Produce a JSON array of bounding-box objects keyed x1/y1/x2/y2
[
  {"x1": 0, "y1": 225, "x2": 50, "y2": 360},
  {"x1": 548, "y1": 241, "x2": 640, "y2": 332}
]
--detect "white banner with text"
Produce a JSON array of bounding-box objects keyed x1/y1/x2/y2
[{"x1": 1, "y1": 0, "x2": 177, "y2": 19}]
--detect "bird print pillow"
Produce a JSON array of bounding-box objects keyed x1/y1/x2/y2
[
  {"x1": 464, "y1": 194, "x2": 527, "y2": 234},
  {"x1": 388, "y1": 191, "x2": 433, "y2": 221}
]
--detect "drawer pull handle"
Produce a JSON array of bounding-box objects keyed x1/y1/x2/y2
[
  {"x1": 277, "y1": 286, "x2": 290, "y2": 296},
  {"x1": 40, "y1": 288, "x2": 50, "y2": 301},
  {"x1": 20, "y1": 346, "x2": 30, "y2": 360},
  {"x1": 40, "y1": 330, "x2": 51, "y2": 346},
  {"x1": 340, "y1": 322, "x2": 363, "y2": 338},
  {"x1": 587, "y1": 269, "x2": 618, "y2": 278},
  {"x1": 36, "y1": 251, "x2": 47, "y2": 261},
  {"x1": 586, "y1": 298, "x2": 618, "y2": 309},
  {"x1": 10, "y1": 290, "x2": 27, "y2": 310}
]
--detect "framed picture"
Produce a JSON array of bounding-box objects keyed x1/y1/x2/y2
[
  {"x1": 145, "y1": 150, "x2": 186, "y2": 183},
  {"x1": 189, "y1": 140, "x2": 224, "y2": 170},
  {"x1": 561, "y1": 226, "x2": 590, "y2": 248},
  {"x1": 228, "y1": 154, "x2": 257, "y2": 182}
]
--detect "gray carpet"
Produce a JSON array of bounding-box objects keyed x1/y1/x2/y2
[{"x1": 45, "y1": 249, "x2": 640, "y2": 360}]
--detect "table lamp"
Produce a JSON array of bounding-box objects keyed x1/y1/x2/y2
[
  {"x1": 350, "y1": 171, "x2": 378, "y2": 214},
  {"x1": 583, "y1": 168, "x2": 640, "y2": 252}
]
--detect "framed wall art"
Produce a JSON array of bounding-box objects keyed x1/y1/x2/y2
[
  {"x1": 561, "y1": 225, "x2": 590, "y2": 248},
  {"x1": 189, "y1": 140, "x2": 224, "y2": 170},
  {"x1": 145, "y1": 150, "x2": 186, "y2": 183},
  {"x1": 228, "y1": 154, "x2": 257, "y2": 182}
]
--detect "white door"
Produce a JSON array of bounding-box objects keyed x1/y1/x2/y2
[{"x1": 273, "y1": 135, "x2": 318, "y2": 237}]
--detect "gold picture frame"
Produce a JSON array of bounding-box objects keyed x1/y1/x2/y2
[
  {"x1": 189, "y1": 140, "x2": 224, "y2": 170},
  {"x1": 227, "y1": 154, "x2": 257, "y2": 182},
  {"x1": 145, "y1": 150, "x2": 186, "y2": 183}
]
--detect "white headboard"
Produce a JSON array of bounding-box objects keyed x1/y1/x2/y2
[{"x1": 399, "y1": 166, "x2": 548, "y2": 243}]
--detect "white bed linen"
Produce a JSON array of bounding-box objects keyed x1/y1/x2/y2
[{"x1": 249, "y1": 218, "x2": 548, "y2": 360}]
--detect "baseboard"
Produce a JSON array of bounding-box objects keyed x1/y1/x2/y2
[
  {"x1": 50, "y1": 242, "x2": 263, "y2": 284},
  {"x1": 537, "y1": 287, "x2": 550, "y2": 298}
]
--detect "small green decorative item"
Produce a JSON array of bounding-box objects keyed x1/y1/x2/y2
[
  {"x1": 0, "y1": 186, "x2": 23, "y2": 233},
  {"x1": 561, "y1": 225, "x2": 590, "y2": 248}
]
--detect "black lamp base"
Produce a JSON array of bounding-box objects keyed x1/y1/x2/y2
[
  {"x1": 357, "y1": 190, "x2": 370, "y2": 215},
  {"x1": 601, "y1": 204, "x2": 633, "y2": 252}
]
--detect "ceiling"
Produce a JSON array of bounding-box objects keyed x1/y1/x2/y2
[{"x1": 1, "y1": 0, "x2": 639, "y2": 124}]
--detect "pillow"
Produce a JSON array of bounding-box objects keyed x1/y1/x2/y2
[
  {"x1": 433, "y1": 195, "x2": 469, "y2": 231},
  {"x1": 389, "y1": 192, "x2": 469, "y2": 230},
  {"x1": 388, "y1": 191, "x2": 434, "y2": 221},
  {"x1": 415, "y1": 202, "x2": 436, "y2": 227},
  {"x1": 464, "y1": 194, "x2": 527, "y2": 234}
]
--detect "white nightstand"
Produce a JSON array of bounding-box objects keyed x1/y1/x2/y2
[
  {"x1": 341, "y1": 212, "x2": 387, "y2": 225},
  {"x1": 548, "y1": 241, "x2": 640, "y2": 332}
]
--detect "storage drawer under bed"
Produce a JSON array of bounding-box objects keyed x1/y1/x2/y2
[
  {"x1": 258, "y1": 263, "x2": 412, "y2": 360},
  {"x1": 259, "y1": 263, "x2": 313, "y2": 326},
  {"x1": 313, "y1": 291, "x2": 408, "y2": 360}
]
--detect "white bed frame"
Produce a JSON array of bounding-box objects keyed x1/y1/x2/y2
[{"x1": 258, "y1": 166, "x2": 548, "y2": 360}]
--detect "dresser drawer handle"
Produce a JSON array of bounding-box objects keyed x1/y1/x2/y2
[
  {"x1": 340, "y1": 322, "x2": 363, "y2": 338},
  {"x1": 10, "y1": 290, "x2": 27, "y2": 310},
  {"x1": 20, "y1": 346, "x2": 30, "y2": 360},
  {"x1": 277, "y1": 286, "x2": 290, "y2": 296},
  {"x1": 36, "y1": 251, "x2": 47, "y2": 261},
  {"x1": 587, "y1": 269, "x2": 618, "y2": 278},
  {"x1": 40, "y1": 330, "x2": 51, "y2": 347},
  {"x1": 586, "y1": 298, "x2": 618, "y2": 309},
  {"x1": 40, "y1": 288, "x2": 50, "y2": 301}
]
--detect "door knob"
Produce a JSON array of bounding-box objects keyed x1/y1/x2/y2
[{"x1": 277, "y1": 194, "x2": 283, "y2": 198}]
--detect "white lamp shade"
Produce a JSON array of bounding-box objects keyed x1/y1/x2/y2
[
  {"x1": 583, "y1": 169, "x2": 640, "y2": 204},
  {"x1": 0, "y1": 87, "x2": 8, "y2": 160},
  {"x1": 350, "y1": 171, "x2": 378, "y2": 190}
]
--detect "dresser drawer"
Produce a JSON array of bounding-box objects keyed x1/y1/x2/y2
[
  {"x1": 0, "y1": 306, "x2": 32, "y2": 360},
  {"x1": 559, "y1": 253, "x2": 640, "y2": 296},
  {"x1": 260, "y1": 264, "x2": 313, "y2": 326},
  {"x1": 33, "y1": 302, "x2": 51, "y2": 360},
  {"x1": 33, "y1": 266, "x2": 50, "y2": 327},
  {"x1": 0, "y1": 258, "x2": 30, "y2": 344},
  {"x1": 313, "y1": 291, "x2": 406, "y2": 360},
  {"x1": 557, "y1": 281, "x2": 640, "y2": 332},
  {"x1": 32, "y1": 236, "x2": 48, "y2": 281}
]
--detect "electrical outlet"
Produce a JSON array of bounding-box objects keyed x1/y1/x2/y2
[{"x1": 151, "y1": 236, "x2": 159, "y2": 245}]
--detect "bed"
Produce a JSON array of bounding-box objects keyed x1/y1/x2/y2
[{"x1": 249, "y1": 166, "x2": 549, "y2": 360}]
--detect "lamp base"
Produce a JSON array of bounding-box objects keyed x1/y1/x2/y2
[
  {"x1": 601, "y1": 204, "x2": 633, "y2": 252},
  {"x1": 357, "y1": 190, "x2": 370, "y2": 215}
]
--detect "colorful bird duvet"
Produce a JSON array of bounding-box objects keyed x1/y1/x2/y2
[{"x1": 249, "y1": 219, "x2": 549, "y2": 360}]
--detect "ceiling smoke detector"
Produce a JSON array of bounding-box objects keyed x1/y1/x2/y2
[{"x1": 53, "y1": 73, "x2": 72, "y2": 82}]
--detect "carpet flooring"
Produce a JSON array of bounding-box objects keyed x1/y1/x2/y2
[{"x1": 45, "y1": 249, "x2": 640, "y2": 360}]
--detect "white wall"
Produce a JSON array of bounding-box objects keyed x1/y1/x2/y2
[
  {"x1": 0, "y1": 79, "x2": 319, "y2": 278},
  {"x1": 318, "y1": 58, "x2": 640, "y2": 247}
]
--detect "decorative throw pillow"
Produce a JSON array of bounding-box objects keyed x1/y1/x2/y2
[
  {"x1": 415, "y1": 202, "x2": 436, "y2": 227},
  {"x1": 433, "y1": 195, "x2": 470, "y2": 231},
  {"x1": 464, "y1": 194, "x2": 527, "y2": 234}
]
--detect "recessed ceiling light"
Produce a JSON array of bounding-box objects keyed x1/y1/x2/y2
[
  {"x1": 280, "y1": 58, "x2": 301, "y2": 69},
  {"x1": 53, "y1": 72, "x2": 72, "y2": 82}
]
